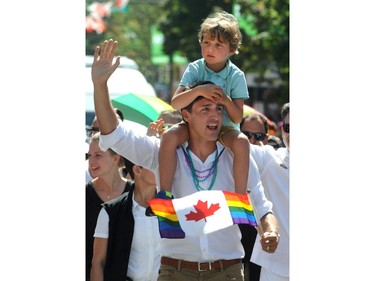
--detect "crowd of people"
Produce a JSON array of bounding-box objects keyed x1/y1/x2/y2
[{"x1": 86, "y1": 10, "x2": 289, "y2": 281}]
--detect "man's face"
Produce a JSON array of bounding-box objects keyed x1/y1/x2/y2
[
  {"x1": 183, "y1": 98, "x2": 224, "y2": 142},
  {"x1": 241, "y1": 118, "x2": 269, "y2": 145}
]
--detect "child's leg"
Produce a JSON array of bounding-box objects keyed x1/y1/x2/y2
[
  {"x1": 221, "y1": 130, "x2": 249, "y2": 194},
  {"x1": 158, "y1": 123, "x2": 189, "y2": 193}
]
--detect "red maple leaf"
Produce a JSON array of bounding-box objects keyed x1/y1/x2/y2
[{"x1": 185, "y1": 200, "x2": 221, "y2": 222}]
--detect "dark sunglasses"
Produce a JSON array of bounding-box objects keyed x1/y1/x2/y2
[
  {"x1": 86, "y1": 127, "x2": 100, "y2": 137},
  {"x1": 282, "y1": 124, "x2": 289, "y2": 133},
  {"x1": 86, "y1": 127, "x2": 99, "y2": 132},
  {"x1": 243, "y1": 131, "x2": 266, "y2": 141}
]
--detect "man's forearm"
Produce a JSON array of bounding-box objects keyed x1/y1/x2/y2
[
  {"x1": 93, "y1": 82, "x2": 119, "y2": 135},
  {"x1": 260, "y1": 212, "x2": 279, "y2": 235},
  {"x1": 258, "y1": 212, "x2": 280, "y2": 253}
]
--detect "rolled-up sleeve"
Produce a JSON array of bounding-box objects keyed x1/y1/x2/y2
[
  {"x1": 248, "y1": 153, "x2": 273, "y2": 221},
  {"x1": 99, "y1": 122, "x2": 160, "y2": 172}
]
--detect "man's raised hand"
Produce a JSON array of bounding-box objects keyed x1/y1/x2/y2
[{"x1": 91, "y1": 39, "x2": 120, "y2": 85}]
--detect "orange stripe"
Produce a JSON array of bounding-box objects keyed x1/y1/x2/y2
[{"x1": 148, "y1": 198, "x2": 176, "y2": 214}]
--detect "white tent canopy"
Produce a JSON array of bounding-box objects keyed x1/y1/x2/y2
[{"x1": 85, "y1": 66, "x2": 156, "y2": 113}]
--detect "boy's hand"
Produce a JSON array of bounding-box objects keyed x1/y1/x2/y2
[{"x1": 198, "y1": 84, "x2": 224, "y2": 104}]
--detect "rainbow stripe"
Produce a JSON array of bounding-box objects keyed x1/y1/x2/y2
[
  {"x1": 148, "y1": 198, "x2": 185, "y2": 238},
  {"x1": 223, "y1": 191, "x2": 257, "y2": 226}
]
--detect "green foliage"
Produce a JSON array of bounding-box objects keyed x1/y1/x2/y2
[
  {"x1": 86, "y1": 0, "x2": 161, "y2": 83},
  {"x1": 237, "y1": 0, "x2": 289, "y2": 104}
]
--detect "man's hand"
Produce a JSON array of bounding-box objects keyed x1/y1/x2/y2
[
  {"x1": 260, "y1": 230, "x2": 280, "y2": 253},
  {"x1": 259, "y1": 212, "x2": 280, "y2": 253},
  {"x1": 92, "y1": 39, "x2": 120, "y2": 85},
  {"x1": 92, "y1": 39, "x2": 121, "y2": 135}
]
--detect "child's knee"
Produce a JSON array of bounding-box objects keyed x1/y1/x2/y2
[{"x1": 160, "y1": 129, "x2": 178, "y2": 145}]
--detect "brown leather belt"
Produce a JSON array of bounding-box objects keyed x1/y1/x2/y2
[{"x1": 161, "y1": 256, "x2": 242, "y2": 272}]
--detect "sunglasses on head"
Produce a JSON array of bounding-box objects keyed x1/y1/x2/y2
[
  {"x1": 243, "y1": 131, "x2": 266, "y2": 141},
  {"x1": 282, "y1": 124, "x2": 289, "y2": 133}
]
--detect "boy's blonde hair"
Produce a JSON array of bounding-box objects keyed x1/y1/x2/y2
[{"x1": 198, "y1": 11, "x2": 242, "y2": 53}]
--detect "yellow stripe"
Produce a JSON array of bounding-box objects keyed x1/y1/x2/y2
[
  {"x1": 227, "y1": 200, "x2": 253, "y2": 211},
  {"x1": 153, "y1": 211, "x2": 178, "y2": 221}
]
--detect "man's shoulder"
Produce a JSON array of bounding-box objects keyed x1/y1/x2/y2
[{"x1": 275, "y1": 147, "x2": 288, "y2": 159}]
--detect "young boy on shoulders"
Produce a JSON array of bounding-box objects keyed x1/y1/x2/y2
[{"x1": 158, "y1": 11, "x2": 250, "y2": 197}]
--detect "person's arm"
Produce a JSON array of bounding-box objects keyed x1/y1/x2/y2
[
  {"x1": 171, "y1": 83, "x2": 224, "y2": 110},
  {"x1": 90, "y1": 238, "x2": 108, "y2": 281},
  {"x1": 92, "y1": 39, "x2": 121, "y2": 135},
  {"x1": 248, "y1": 153, "x2": 280, "y2": 253},
  {"x1": 259, "y1": 212, "x2": 280, "y2": 253}
]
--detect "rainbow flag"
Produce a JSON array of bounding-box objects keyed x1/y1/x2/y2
[
  {"x1": 147, "y1": 197, "x2": 185, "y2": 239},
  {"x1": 148, "y1": 190, "x2": 257, "y2": 239},
  {"x1": 223, "y1": 191, "x2": 257, "y2": 226}
]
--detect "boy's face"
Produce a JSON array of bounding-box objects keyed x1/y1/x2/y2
[{"x1": 200, "y1": 33, "x2": 235, "y2": 68}]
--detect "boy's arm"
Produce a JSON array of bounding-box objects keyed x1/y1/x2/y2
[
  {"x1": 222, "y1": 96, "x2": 244, "y2": 124},
  {"x1": 171, "y1": 84, "x2": 224, "y2": 110},
  {"x1": 170, "y1": 86, "x2": 189, "y2": 109}
]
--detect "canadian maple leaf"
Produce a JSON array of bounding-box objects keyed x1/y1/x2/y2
[{"x1": 185, "y1": 200, "x2": 221, "y2": 222}]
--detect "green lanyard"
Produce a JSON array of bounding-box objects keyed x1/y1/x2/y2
[{"x1": 183, "y1": 147, "x2": 225, "y2": 191}]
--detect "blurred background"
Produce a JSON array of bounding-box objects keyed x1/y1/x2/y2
[{"x1": 85, "y1": 0, "x2": 289, "y2": 132}]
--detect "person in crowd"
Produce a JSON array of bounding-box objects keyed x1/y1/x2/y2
[
  {"x1": 86, "y1": 120, "x2": 99, "y2": 144},
  {"x1": 147, "y1": 109, "x2": 182, "y2": 138},
  {"x1": 239, "y1": 113, "x2": 271, "y2": 281},
  {"x1": 267, "y1": 135, "x2": 284, "y2": 150},
  {"x1": 240, "y1": 114, "x2": 269, "y2": 146},
  {"x1": 86, "y1": 108, "x2": 123, "y2": 143},
  {"x1": 158, "y1": 109, "x2": 183, "y2": 129},
  {"x1": 91, "y1": 38, "x2": 279, "y2": 281},
  {"x1": 90, "y1": 158, "x2": 160, "y2": 281},
  {"x1": 86, "y1": 132, "x2": 132, "y2": 281},
  {"x1": 158, "y1": 10, "x2": 250, "y2": 198},
  {"x1": 86, "y1": 110, "x2": 136, "y2": 183},
  {"x1": 250, "y1": 103, "x2": 290, "y2": 281}
]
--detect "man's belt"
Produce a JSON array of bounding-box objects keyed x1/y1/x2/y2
[{"x1": 161, "y1": 256, "x2": 242, "y2": 272}]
